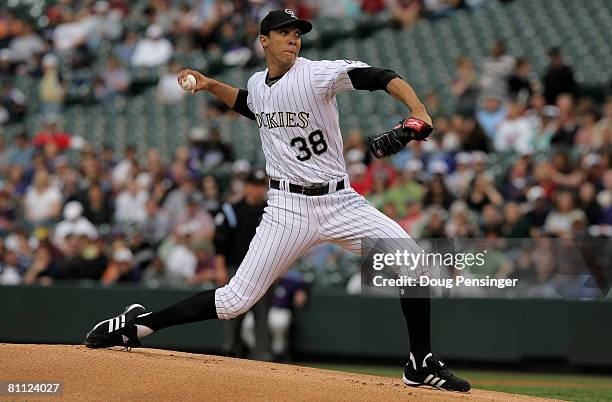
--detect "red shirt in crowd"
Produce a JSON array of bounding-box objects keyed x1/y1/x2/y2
[{"x1": 32, "y1": 131, "x2": 72, "y2": 151}]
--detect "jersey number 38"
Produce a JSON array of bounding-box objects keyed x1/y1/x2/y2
[{"x1": 290, "y1": 130, "x2": 328, "y2": 161}]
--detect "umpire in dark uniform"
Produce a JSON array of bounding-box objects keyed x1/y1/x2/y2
[{"x1": 213, "y1": 170, "x2": 271, "y2": 360}]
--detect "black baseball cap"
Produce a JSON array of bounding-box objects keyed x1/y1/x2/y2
[{"x1": 260, "y1": 9, "x2": 312, "y2": 36}]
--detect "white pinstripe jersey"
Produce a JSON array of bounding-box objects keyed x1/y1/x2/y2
[{"x1": 246, "y1": 57, "x2": 370, "y2": 185}]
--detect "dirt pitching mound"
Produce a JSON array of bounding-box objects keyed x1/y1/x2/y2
[{"x1": 1, "y1": 344, "x2": 557, "y2": 401}]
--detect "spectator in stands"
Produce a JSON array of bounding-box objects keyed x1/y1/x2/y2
[
  {"x1": 0, "y1": 189, "x2": 16, "y2": 236},
  {"x1": 72, "y1": 221, "x2": 107, "y2": 278},
  {"x1": 476, "y1": 94, "x2": 507, "y2": 140},
  {"x1": 452, "y1": 57, "x2": 479, "y2": 116},
  {"x1": 385, "y1": 160, "x2": 425, "y2": 216},
  {"x1": 157, "y1": 59, "x2": 186, "y2": 104},
  {"x1": 175, "y1": 193, "x2": 214, "y2": 243},
  {"x1": 140, "y1": 199, "x2": 172, "y2": 246},
  {"x1": 215, "y1": 21, "x2": 252, "y2": 66},
  {"x1": 98, "y1": 55, "x2": 130, "y2": 100},
  {"x1": 457, "y1": 115, "x2": 490, "y2": 152},
  {"x1": 165, "y1": 226, "x2": 198, "y2": 283},
  {"x1": 465, "y1": 173, "x2": 503, "y2": 212},
  {"x1": 578, "y1": 181, "x2": 602, "y2": 226},
  {"x1": 24, "y1": 169, "x2": 62, "y2": 227},
  {"x1": 52, "y1": 201, "x2": 98, "y2": 250},
  {"x1": 412, "y1": 207, "x2": 441, "y2": 238},
  {"x1": 480, "y1": 204, "x2": 503, "y2": 237},
  {"x1": 102, "y1": 247, "x2": 141, "y2": 284},
  {"x1": 32, "y1": 114, "x2": 73, "y2": 152},
  {"x1": 8, "y1": 23, "x2": 45, "y2": 64},
  {"x1": 501, "y1": 201, "x2": 530, "y2": 238},
  {"x1": 114, "y1": 178, "x2": 149, "y2": 225},
  {"x1": 163, "y1": 175, "x2": 197, "y2": 227},
  {"x1": 479, "y1": 40, "x2": 515, "y2": 100},
  {"x1": 495, "y1": 99, "x2": 533, "y2": 154},
  {"x1": 398, "y1": 199, "x2": 423, "y2": 236},
  {"x1": 367, "y1": 170, "x2": 391, "y2": 210},
  {"x1": 186, "y1": 239, "x2": 220, "y2": 286},
  {"x1": 501, "y1": 157, "x2": 531, "y2": 201},
  {"x1": 423, "y1": 175, "x2": 453, "y2": 210},
  {"x1": 389, "y1": 0, "x2": 422, "y2": 29},
  {"x1": 550, "y1": 93, "x2": 579, "y2": 146},
  {"x1": 0, "y1": 248, "x2": 22, "y2": 285},
  {"x1": 4, "y1": 165, "x2": 28, "y2": 197},
  {"x1": 142, "y1": 256, "x2": 182, "y2": 288},
  {"x1": 0, "y1": 49, "x2": 13, "y2": 84},
  {"x1": 508, "y1": 57, "x2": 537, "y2": 101},
  {"x1": 550, "y1": 151, "x2": 582, "y2": 189},
  {"x1": 7, "y1": 131, "x2": 34, "y2": 168},
  {"x1": 445, "y1": 200, "x2": 477, "y2": 237},
  {"x1": 544, "y1": 189, "x2": 585, "y2": 237},
  {"x1": 201, "y1": 174, "x2": 222, "y2": 214},
  {"x1": 199, "y1": 125, "x2": 234, "y2": 170},
  {"x1": 38, "y1": 53, "x2": 65, "y2": 115},
  {"x1": 0, "y1": 136, "x2": 8, "y2": 175},
  {"x1": 592, "y1": 97, "x2": 612, "y2": 151},
  {"x1": 80, "y1": 182, "x2": 113, "y2": 226},
  {"x1": 543, "y1": 47, "x2": 576, "y2": 105},
  {"x1": 530, "y1": 104, "x2": 558, "y2": 153},
  {"x1": 597, "y1": 170, "x2": 612, "y2": 226},
  {"x1": 574, "y1": 107, "x2": 598, "y2": 147},
  {"x1": 0, "y1": 81, "x2": 27, "y2": 124},
  {"x1": 582, "y1": 153, "x2": 606, "y2": 187},
  {"x1": 21, "y1": 229, "x2": 60, "y2": 285},
  {"x1": 91, "y1": 0, "x2": 124, "y2": 44},
  {"x1": 113, "y1": 29, "x2": 139, "y2": 65},
  {"x1": 131, "y1": 24, "x2": 174, "y2": 67},
  {"x1": 125, "y1": 229, "x2": 155, "y2": 276},
  {"x1": 111, "y1": 144, "x2": 137, "y2": 189},
  {"x1": 446, "y1": 152, "x2": 474, "y2": 198}
]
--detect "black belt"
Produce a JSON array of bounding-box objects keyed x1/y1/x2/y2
[{"x1": 269, "y1": 178, "x2": 345, "y2": 196}]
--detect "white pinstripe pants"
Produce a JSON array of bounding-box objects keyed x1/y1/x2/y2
[{"x1": 214, "y1": 184, "x2": 423, "y2": 319}]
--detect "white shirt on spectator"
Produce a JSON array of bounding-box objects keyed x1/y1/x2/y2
[
  {"x1": 166, "y1": 244, "x2": 197, "y2": 279},
  {"x1": 157, "y1": 73, "x2": 186, "y2": 104},
  {"x1": 131, "y1": 38, "x2": 173, "y2": 67},
  {"x1": 24, "y1": 185, "x2": 62, "y2": 222},
  {"x1": 480, "y1": 55, "x2": 516, "y2": 98},
  {"x1": 0, "y1": 265, "x2": 21, "y2": 285},
  {"x1": 53, "y1": 21, "x2": 89, "y2": 52},
  {"x1": 53, "y1": 217, "x2": 97, "y2": 247},
  {"x1": 495, "y1": 117, "x2": 533, "y2": 154},
  {"x1": 9, "y1": 34, "x2": 45, "y2": 63},
  {"x1": 114, "y1": 189, "x2": 149, "y2": 224},
  {"x1": 111, "y1": 159, "x2": 132, "y2": 187}
]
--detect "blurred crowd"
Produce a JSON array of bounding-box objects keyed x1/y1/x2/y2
[
  {"x1": 0, "y1": 1, "x2": 611, "y2": 296},
  {"x1": 0, "y1": 0, "x2": 491, "y2": 122}
]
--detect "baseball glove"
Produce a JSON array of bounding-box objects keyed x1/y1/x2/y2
[{"x1": 368, "y1": 117, "x2": 433, "y2": 159}]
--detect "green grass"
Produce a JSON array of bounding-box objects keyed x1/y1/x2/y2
[{"x1": 300, "y1": 363, "x2": 612, "y2": 402}]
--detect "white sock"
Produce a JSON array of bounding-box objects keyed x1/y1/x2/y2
[
  {"x1": 136, "y1": 325, "x2": 154, "y2": 338},
  {"x1": 135, "y1": 312, "x2": 154, "y2": 338}
]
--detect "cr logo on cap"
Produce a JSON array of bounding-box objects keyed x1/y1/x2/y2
[{"x1": 285, "y1": 9, "x2": 297, "y2": 18}]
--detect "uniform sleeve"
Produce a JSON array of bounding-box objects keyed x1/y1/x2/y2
[
  {"x1": 232, "y1": 89, "x2": 255, "y2": 120},
  {"x1": 312, "y1": 59, "x2": 371, "y2": 100}
]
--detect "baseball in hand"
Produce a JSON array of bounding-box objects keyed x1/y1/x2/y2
[{"x1": 180, "y1": 74, "x2": 197, "y2": 91}]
